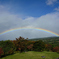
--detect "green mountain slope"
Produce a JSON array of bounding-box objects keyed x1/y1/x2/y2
[{"x1": 28, "y1": 36, "x2": 59, "y2": 47}]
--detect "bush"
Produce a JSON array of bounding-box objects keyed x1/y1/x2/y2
[
  {"x1": 57, "y1": 50, "x2": 59, "y2": 53},
  {"x1": 0, "y1": 48, "x2": 4, "y2": 57},
  {"x1": 27, "y1": 44, "x2": 33, "y2": 51},
  {"x1": 33, "y1": 40, "x2": 45, "y2": 51},
  {"x1": 53, "y1": 46, "x2": 59, "y2": 52},
  {"x1": 0, "y1": 40, "x2": 15, "y2": 56},
  {"x1": 45, "y1": 44, "x2": 52, "y2": 51},
  {"x1": 8, "y1": 48, "x2": 14, "y2": 54}
]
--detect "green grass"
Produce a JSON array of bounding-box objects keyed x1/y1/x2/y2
[{"x1": 0, "y1": 51, "x2": 59, "y2": 59}]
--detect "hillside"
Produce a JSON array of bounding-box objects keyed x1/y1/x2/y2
[{"x1": 28, "y1": 36, "x2": 59, "y2": 47}]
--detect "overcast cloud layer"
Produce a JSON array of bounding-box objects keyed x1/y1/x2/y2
[{"x1": 0, "y1": 0, "x2": 59, "y2": 40}]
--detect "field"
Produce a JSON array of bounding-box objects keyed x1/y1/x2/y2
[{"x1": 0, "y1": 51, "x2": 59, "y2": 59}]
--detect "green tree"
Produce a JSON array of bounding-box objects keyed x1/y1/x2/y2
[
  {"x1": 33, "y1": 40, "x2": 45, "y2": 51},
  {"x1": 0, "y1": 40, "x2": 15, "y2": 55}
]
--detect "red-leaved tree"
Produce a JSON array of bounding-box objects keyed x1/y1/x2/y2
[
  {"x1": 27, "y1": 44, "x2": 33, "y2": 51},
  {"x1": 0, "y1": 48, "x2": 4, "y2": 57},
  {"x1": 53, "y1": 46, "x2": 59, "y2": 52}
]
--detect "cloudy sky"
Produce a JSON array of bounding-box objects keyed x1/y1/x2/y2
[{"x1": 0, "y1": 0, "x2": 59, "y2": 40}]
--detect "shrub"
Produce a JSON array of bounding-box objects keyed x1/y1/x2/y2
[
  {"x1": 8, "y1": 48, "x2": 14, "y2": 54},
  {"x1": 0, "y1": 40, "x2": 15, "y2": 56},
  {"x1": 0, "y1": 48, "x2": 4, "y2": 57},
  {"x1": 53, "y1": 46, "x2": 59, "y2": 52},
  {"x1": 45, "y1": 44, "x2": 52, "y2": 51},
  {"x1": 33, "y1": 40, "x2": 45, "y2": 51},
  {"x1": 27, "y1": 44, "x2": 33, "y2": 51},
  {"x1": 57, "y1": 50, "x2": 59, "y2": 53}
]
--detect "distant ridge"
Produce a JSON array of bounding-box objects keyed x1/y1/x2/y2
[
  {"x1": 28, "y1": 36, "x2": 59, "y2": 46},
  {"x1": 28, "y1": 36, "x2": 59, "y2": 41}
]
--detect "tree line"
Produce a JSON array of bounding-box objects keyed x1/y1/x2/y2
[{"x1": 0, "y1": 36, "x2": 59, "y2": 58}]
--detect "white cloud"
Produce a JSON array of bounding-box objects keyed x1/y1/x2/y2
[
  {"x1": 0, "y1": 5, "x2": 59, "y2": 40},
  {"x1": 46, "y1": 0, "x2": 57, "y2": 5},
  {"x1": 54, "y1": 7, "x2": 59, "y2": 11}
]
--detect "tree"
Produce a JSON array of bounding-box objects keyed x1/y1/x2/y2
[
  {"x1": 33, "y1": 40, "x2": 45, "y2": 51},
  {"x1": 45, "y1": 44, "x2": 52, "y2": 51},
  {"x1": 0, "y1": 40, "x2": 15, "y2": 55},
  {"x1": 27, "y1": 44, "x2": 33, "y2": 51},
  {"x1": 15, "y1": 36, "x2": 26, "y2": 52},
  {"x1": 53, "y1": 46, "x2": 59, "y2": 52}
]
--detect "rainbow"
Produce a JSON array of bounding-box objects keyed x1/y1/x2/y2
[{"x1": 0, "y1": 27, "x2": 59, "y2": 36}]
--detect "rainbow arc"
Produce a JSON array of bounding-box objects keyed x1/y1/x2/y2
[{"x1": 0, "y1": 27, "x2": 59, "y2": 36}]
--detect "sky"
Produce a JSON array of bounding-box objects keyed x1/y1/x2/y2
[{"x1": 0, "y1": 0, "x2": 59, "y2": 40}]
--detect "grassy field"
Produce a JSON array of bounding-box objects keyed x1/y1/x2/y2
[{"x1": 0, "y1": 51, "x2": 59, "y2": 59}]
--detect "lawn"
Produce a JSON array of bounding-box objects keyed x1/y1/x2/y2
[{"x1": 0, "y1": 51, "x2": 59, "y2": 59}]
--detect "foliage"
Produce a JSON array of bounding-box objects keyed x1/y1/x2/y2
[
  {"x1": 15, "y1": 36, "x2": 28, "y2": 52},
  {"x1": 8, "y1": 48, "x2": 14, "y2": 54},
  {"x1": 28, "y1": 37, "x2": 59, "y2": 47},
  {"x1": 0, "y1": 48, "x2": 4, "y2": 57},
  {"x1": 57, "y1": 50, "x2": 59, "y2": 53},
  {"x1": 33, "y1": 40, "x2": 45, "y2": 51},
  {"x1": 53, "y1": 46, "x2": 59, "y2": 52},
  {"x1": 0, "y1": 40, "x2": 15, "y2": 56},
  {"x1": 27, "y1": 44, "x2": 33, "y2": 51},
  {"x1": 0, "y1": 36, "x2": 59, "y2": 58},
  {"x1": 45, "y1": 44, "x2": 52, "y2": 51}
]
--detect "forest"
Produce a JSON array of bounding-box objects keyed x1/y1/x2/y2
[{"x1": 0, "y1": 36, "x2": 59, "y2": 58}]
